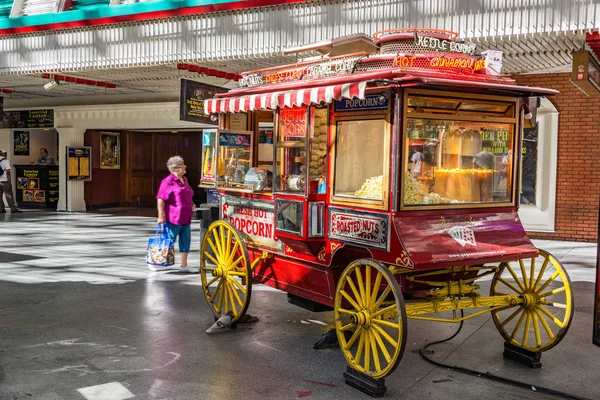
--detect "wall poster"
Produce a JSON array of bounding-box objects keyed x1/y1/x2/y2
[
  {"x1": 67, "y1": 146, "x2": 92, "y2": 181},
  {"x1": 100, "y1": 132, "x2": 120, "y2": 169},
  {"x1": 13, "y1": 130, "x2": 30, "y2": 156}
]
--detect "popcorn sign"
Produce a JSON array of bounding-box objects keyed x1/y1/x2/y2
[{"x1": 329, "y1": 208, "x2": 389, "y2": 250}]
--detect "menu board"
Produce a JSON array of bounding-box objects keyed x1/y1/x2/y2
[
  {"x1": 2, "y1": 109, "x2": 54, "y2": 129},
  {"x1": 67, "y1": 146, "x2": 92, "y2": 181},
  {"x1": 179, "y1": 79, "x2": 227, "y2": 125}
]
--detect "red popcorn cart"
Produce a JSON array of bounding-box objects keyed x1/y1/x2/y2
[{"x1": 200, "y1": 28, "x2": 571, "y2": 381}]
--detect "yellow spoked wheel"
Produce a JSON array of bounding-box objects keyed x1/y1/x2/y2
[
  {"x1": 200, "y1": 220, "x2": 251, "y2": 323},
  {"x1": 490, "y1": 249, "x2": 574, "y2": 352},
  {"x1": 334, "y1": 259, "x2": 407, "y2": 379}
]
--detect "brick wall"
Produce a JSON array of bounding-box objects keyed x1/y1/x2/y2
[{"x1": 513, "y1": 73, "x2": 600, "y2": 242}]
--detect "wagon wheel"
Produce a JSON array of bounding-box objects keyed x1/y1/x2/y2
[
  {"x1": 490, "y1": 249, "x2": 574, "y2": 352},
  {"x1": 200, "y1": 220, "x2": 251, "y2": 324},
  {"x1": 334, "y1": 259, "x2": 407, "y2": 379}
]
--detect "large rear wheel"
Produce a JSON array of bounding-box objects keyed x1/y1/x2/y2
[
  {"x1": 490, "y1": 249, "x2": 574, "y2": 352},
  {"x1": 334, "y1": 259, "x2": 407, "y2": 379},
  {"x1": 200, "y1": 221, "x2": 251, "y2": 324}
]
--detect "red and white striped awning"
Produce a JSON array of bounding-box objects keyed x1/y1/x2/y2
[{"x1": 204, "y1": 81, "x2": 368, "y2": 114}]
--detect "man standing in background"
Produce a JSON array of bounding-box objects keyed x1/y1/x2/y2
[{"x1": 0, "y1": 149, "x2": 22, "y2": 213}]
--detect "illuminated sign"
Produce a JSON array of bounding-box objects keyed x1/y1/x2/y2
[
  {"x1": 571, "y1": 51, "x2": 600, "y2": 97},
  {"x1": 279, "y1": 107, "x2": 306, "y2": 137},
  {"x1": 334, "y1": 95, "x2": 389, "y2": 111},
  {"x1": 394, "y1": 56, "x2": 486, "y2": 72},
  {"x1": 414, "y1": 35, "x2": 476, "y2": 55},
  {"x1": 239, "y1": 56, "x2": 361, "y2": 87}
]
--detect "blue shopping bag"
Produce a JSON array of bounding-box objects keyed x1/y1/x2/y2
[{"x1": 146, "y1": 224, "x2": 175, "y2": 266}]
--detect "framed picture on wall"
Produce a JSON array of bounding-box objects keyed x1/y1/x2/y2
[
  {"x1": 100, "y1": 132, "x2": 120, "y2": 169},
  {"x1": 14, "y1": 131, "x2": 29, "y2": 156}
]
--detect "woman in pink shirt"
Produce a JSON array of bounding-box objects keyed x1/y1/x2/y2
[{"x1": 154, "y1": 156, "x2": 198, "y2": 273}]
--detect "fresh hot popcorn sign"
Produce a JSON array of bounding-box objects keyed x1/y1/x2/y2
[
  {"x1": 221, "y1": 195, "x2": 282, "y2": 251},
  {"x1": 329, "y1": 208, "x2": 389, "y2": 250}
]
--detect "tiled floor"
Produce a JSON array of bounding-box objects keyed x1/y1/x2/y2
[{"x1": 0, "y1": 209, "x2": 599, "y2": 399}]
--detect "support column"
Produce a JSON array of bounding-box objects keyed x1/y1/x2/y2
[{"x1": 57, "y1": 127, "x2": 87, "y2": 212}]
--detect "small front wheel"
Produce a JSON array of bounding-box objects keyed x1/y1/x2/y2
[
  {"x1": 200, "y1": 221, "x2": 251, "y2": 324},
  {"x1": 334, "y1": 259, "x2": 407, "y2": 379}
]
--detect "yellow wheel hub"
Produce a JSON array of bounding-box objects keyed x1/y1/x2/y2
[{"x1": 351, "y1": 311, "x2": 372, "y2": 327}]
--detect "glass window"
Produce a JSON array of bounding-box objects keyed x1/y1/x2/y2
[
  {"x1": 333, "y1": 119, "x2": 388, "y2": 202},
  {"x1": 407, "y1": 94, "x2": 515, "y2": 117},
  {"x1": 520, "y1": 125, "x2": 538, "y2": 205},
  {"x1": 404, "y1": 118, "x2": 514, "y2": 206},
  {"x1": 276, "y1": 199, "x2": 304, "y2": 235},
  {"x1": 218, "y1": 131, "x2": 253, "y2": 185},
  {"x1": 274, "y1": 107, "x2": 309, "y2": 194}
]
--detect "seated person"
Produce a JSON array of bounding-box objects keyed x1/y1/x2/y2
[{"x1": 32, "y1": 148, "x2": 55, "y2": 165}]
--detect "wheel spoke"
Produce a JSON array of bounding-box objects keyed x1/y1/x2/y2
[
  {"x1": 219, "y1": 225, "x2": 226, "y2": 259},
  {"x1": 355, "y1": 267, "x2": 367, "y2": 307},
  {"x1": 532, "y1": 310, "x2": 542, "y2": 347},
  {"x1": 227, "y1": 281, "x2": 238, "y2": 316},
  {"x1": 369, "y1": 329, "x2": 381, "y2": 373},
  {"x1": 372, "y1": 286, "x2": 392, "y2": 312},
  {"x1": 519, "y1": 259, "x2": 529, "y2": 290},
  {"x1": 538, "y1": 305, "x2": 565, "y2": 328},
  {"x1": 210, "y1": 279, "x2": 224, "y2": 302},
  {"x1": 521, "y1": 311, "x2": 531, "y2": 346},
  {"x1": 345, "y1": 327, "x2": 362, "y2": 350},
  {"x1": 532, "y1": 258, "x2": 549, "y2": 291},
  {"x1": 509, "y1": 308, "x2": 527, "y2": 341},
  {"x1": 506, "y1": 264, "x2": 527, "y2": 293},
  {"x1": 371, "y1": 328, "x2": 392, "y2": 363},
  {"x1": 206, "y1": 275, "x2": 219, "y2": 287},
  {"x1": 499, "y1": 306, "x2": 523, "y2": 328},
  {"x1": 229, "y1": 270, "x2": 247, "y2": 277},
  {"x1": 371, "y1": 323, "x2": 398, "y2": 348},
  {"x1": 372, "y1": 318, "x2": 400, "y2": 330},
  {"x1": 354, "y1": 331, "x2": 366, "y2": 365},
  {"x1": 529, "y1": 258, "x2": 536, "y2": 290},
  {"x1": 363, "y1": 330, "x2": 371, "y2": 372},
  {"x1": 337, "y1": 307, "x2": 355, "y2": 316},
  {"x1": 365, "y1": 265, "x2": 372, "y2": 310},
  {"x1": 535, "y1": 271, "x2": 560, "y2": 296},
  {"x1": 539, "y1": 301, "x2": 567, "y2": 309},
  {"x1": 341, "y1": 289, "x2": 362, "y2": 312},
  {"x1": 223, "y1": 283, "x2": 230, "y2": 314},
  {"x1": 339, "y1": 323, "x2": 355, "y2": 332},
  {"x1": 205, "y1": 239, "x2": 220, "y2": 264},
  {"x1": 212, "y1": 230, "x2": 223, "y2": 261},
  {"x1": 228, "y1": 279, "x2": 245, "y2": 308},
  {"x1": 216, "y1": 281, "x2": 225, "y2": 312},
  {"x1": 497, "y1": 277, "x2": 522, "y2": 295},
  {"x1": 225, "y1": 228, "x2": 232, "y2": 260},
  {"x1": 230, "y1": 277, "x2": 247, "y2": 294},
  {"x1": 203, "y1": 251, "x2": 220, "y2": 268},
  {"x1": 226, "y1": 240, "x2": 240, "y2": 266},
  {"x1": 535, "y1": 308, "x2": 556, "y2": 340},
  {"x1": 370, "y1": 272, "x2": 383, "y2": 311},
  {"x1": 538, "y1": 287, "x2": 566, "y2": 299},
  {"x1": 229, "y1": 255, "x2": 246, "y2": 270},
  {"x1": 346, "y1": 276, "x2": 363, "y2": 308},
  {"x1": 372, "y1": 304, "x2": 397, "y2": 319}
]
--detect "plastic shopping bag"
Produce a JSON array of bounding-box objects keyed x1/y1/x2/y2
[{"x1": 146, "y1": 224, "x2": 175, "y2": 266}]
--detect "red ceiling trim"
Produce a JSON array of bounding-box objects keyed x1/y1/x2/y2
[
  {"x1": 41, "y1": 73, "x2": 117, "y2": 88},
  {"x1": 586, "y1": 32, "x2": 600, "y2": 62},
  {"x1": 0, "y1": 88, "x2": 13, "y2": 94},
  {"x1": 0, "y1": 0, "x2": 312, "y2": 36},
  {"x1": 177, "y1": 63, "x2": 241, "y2": 81}
]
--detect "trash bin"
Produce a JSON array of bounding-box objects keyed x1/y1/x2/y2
[{"x1": 195, "y1": 203, "x2": 220, "y2": 246}]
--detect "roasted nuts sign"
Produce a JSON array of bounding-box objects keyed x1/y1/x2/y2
[{"x1": 328, "y1": 208, "x2": 389, "y2": 250}]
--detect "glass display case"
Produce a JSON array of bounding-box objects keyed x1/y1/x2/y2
[
  {"x1": 331, "y1": 117, "x2": 390, "y2": 209},
  {"x1": 402, "y1": 90, "x2": 517, "y2": 208},
  {"x1": 274, "y1": 107, "x2": 309, "y2": 194},
  {"x1": 200, "y1": 129, "x2": 255, "y2": 191}
]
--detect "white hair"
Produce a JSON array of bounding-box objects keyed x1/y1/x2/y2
[{"x1": 167, "y1": 155, "x2": 184, "y2": 172}]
